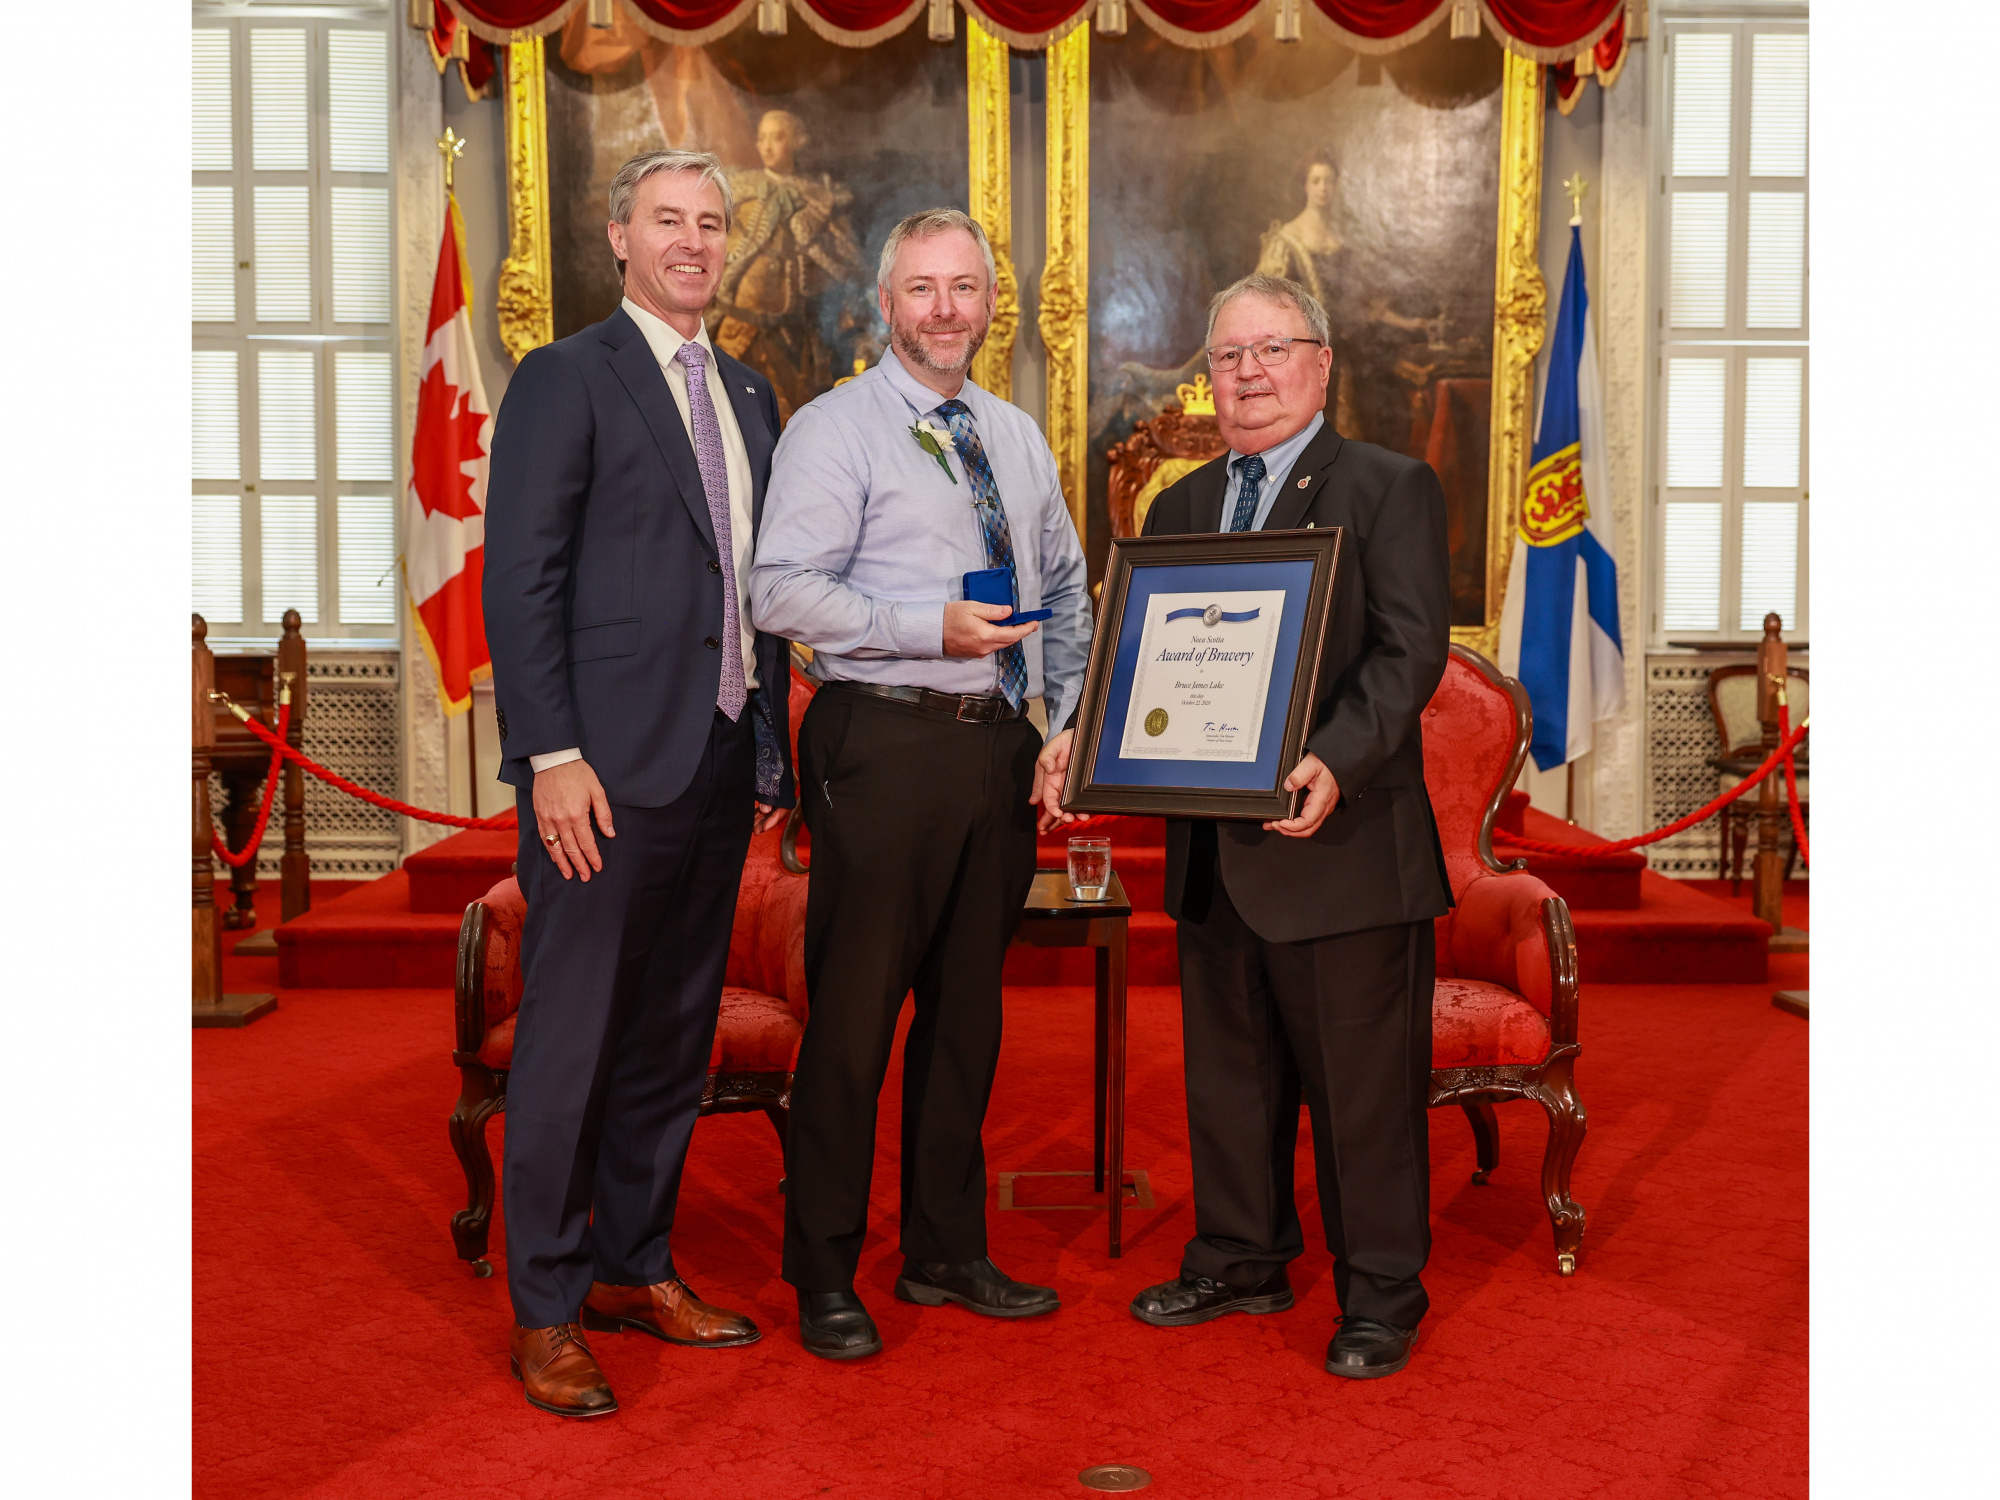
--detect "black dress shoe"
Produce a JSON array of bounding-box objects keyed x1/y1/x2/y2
[
  {"x1": 1325, "y1": 1316, "x2": 1417, "y2": 1379},
  {"x1": 1128, "y1": 1271, "x2": 1294, "y2": 1328},
  {"x1": 894, "y1": 1257, "x2": 1059, "y2": 1318},
  {"x1": 797, "y1": 1289, "x2": 883, "y2": 1360}
]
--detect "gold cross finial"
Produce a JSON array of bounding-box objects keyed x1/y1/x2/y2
[
  {"x1": 1563, "y1": 172, "x2": 1588, "y2": 226},
  {"x1": 437, "y1": 127, "x2": 466, "y2": 192}
]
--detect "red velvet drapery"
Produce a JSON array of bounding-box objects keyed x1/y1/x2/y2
[{"x1": 442, "y1": 0, "x2": 1629, "y2": 61}]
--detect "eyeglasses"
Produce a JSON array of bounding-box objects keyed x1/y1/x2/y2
[{"x1": 1205, "y1": 336, "x2": 1324, "y2": 373}]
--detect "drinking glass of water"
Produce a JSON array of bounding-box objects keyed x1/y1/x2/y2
[{"x1": 1067, "y1": 836, "x2": 1112, "y2": 902}]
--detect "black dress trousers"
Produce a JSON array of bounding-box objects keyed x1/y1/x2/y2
[
  {"x1": 502, "y1": 710, "x2": 753, "y2": 1329},
  {"x1": 781, "y1": 687, "x2": 1041, "y2": 1292},
  {"x1": 1175, "y1": 864, "x2": 1436, "y2": 1331}
]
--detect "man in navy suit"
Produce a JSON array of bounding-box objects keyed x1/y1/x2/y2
[{"x1": 483, "y1": 150, "x2": 794, "y2": 1419}]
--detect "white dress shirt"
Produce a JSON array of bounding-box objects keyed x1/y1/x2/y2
[
  {"x1": 749, "y1": 351, "x2": 1091, "y2": 734},
  {"x1": 529, "y1": 297, "x2": 759, "y2": 774}
]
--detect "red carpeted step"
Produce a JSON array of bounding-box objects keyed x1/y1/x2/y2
[
  {"x1": 275, "y1": 871, "x2": 460, "y2": 989},
  {"x1": 1497, "y1": 795, "x2": 1646, "y2": 911},
  {"x1": 405, "y1": 827, "x2": 519, "y2": 914},
  {"x1": 1568, "y1": 870, "x2": 1771, "y2": 983}
]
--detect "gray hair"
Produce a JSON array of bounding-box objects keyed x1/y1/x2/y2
[
  {"x1": 876, "y1": 208, "x2": 997, "y2": 293},
  {"x1": 1205, "y1": 272, "x2": 1331, "y2": 349},
  {"x1": 608, "y1": 149, "x2": 733, "y2": 232}
]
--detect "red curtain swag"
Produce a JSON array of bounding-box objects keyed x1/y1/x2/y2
[{"x1": 443, "y1": 0, "x2": 1631, "y2": 60}]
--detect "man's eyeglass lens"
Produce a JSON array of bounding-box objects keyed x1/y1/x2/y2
[{"x1": 1207, "y1": 337, "x2": 1321, "y2": 372}]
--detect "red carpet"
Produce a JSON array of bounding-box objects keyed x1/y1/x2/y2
[
  {"x1": 279, "y1": 813, "x2": 1775, "y2": 991},
  {"x1": 200, "y1": 886, "x2": 1807, "y2": 1498}
]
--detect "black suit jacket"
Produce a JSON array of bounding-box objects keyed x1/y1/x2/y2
[
  {"x1": 1142, "y1": 419, "x2": 1452, "y2": 943},
  {"x1": 483, "y1": 307, "x2": 795, "y2": 810}
]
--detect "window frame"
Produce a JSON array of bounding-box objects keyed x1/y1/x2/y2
[
  {"x1": 192, "y1": 2, "x2": 400, "y2": 649},
  {"x1": 1647, "y1": 6, "x2": 1810, "y2": 649}
]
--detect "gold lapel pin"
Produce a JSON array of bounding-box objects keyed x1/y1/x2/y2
[{"x1": 1297, "y1": 477, "x2": 1310, "y2": 488}]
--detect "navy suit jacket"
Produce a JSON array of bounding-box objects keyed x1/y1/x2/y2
[
  {"x1": 483, "y1": 307, "x2": 796, "y2": 810},
  {"x1": 1141, "y1": 421, "x2": 1453, "y2": 943}
]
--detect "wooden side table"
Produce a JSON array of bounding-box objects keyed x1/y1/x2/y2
[{"x1": 1011, "y1": 869, "x2": 1135, "y2": 1255}]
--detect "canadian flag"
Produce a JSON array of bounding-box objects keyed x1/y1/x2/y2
[{"x1": 404, "y1": 197, "x2": 492, "y2": 713}]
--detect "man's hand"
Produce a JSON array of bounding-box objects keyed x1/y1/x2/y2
[
  {"x1": 754, "y1": 801, "x2": 787, "y2": 834},
  {"x1": 944, "y1": 600, "x2": 1040, "y2": 659},
  {"x1": 1262, "y1": 752, "x2": 1339, "y2": 838},
  {"x1": 533, "y1": 759, "x2": 616, "y2": 880},
  {"x1": 1031, "y1": 728, "x2": 1091, "y2": 834}
]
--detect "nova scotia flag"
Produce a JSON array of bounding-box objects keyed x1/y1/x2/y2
[{"x1": 1499, "y1": 223, "x2": 1623, "y2": 771}]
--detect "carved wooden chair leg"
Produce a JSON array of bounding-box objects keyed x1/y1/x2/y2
[
  {"x1": 448, "y1": 1064, "x2": 505, "y2": 1276},
  {"x1": 1533, "y1": 1053, "x2": 1587, "y2": 1275},
  {"x1": 1462, "y1": 1101, "x2": 1500, "y2": 1184}
]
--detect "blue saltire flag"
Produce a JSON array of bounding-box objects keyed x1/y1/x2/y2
[{"x1": 1499, "y1": 222, "x2": 1623, "y2": 772}]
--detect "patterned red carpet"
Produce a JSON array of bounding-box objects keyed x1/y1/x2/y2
[{"x1": 197, "y1": 894, "x2": 1807, "y2": 1499}]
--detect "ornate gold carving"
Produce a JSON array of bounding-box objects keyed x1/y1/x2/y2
[
  {"x1": 1039, "y1": 25, "x2": 1090, "y2": 542},
  {"x1": 497, "y1": 33, "x2": 553, "y2": 364},
  {"x1": 1459, "y1": 50, "x2": 1547, "y2": 656},
  {"x1": 1175, "y1": 373, "x2": 1214, "y2": 416},
  {"x1": 966, "y1": 16, "x2": 1015, "y2": 401}
]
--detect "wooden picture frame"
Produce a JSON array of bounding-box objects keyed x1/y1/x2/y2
[{"x1": 1062, "y1": 528, "x2": 1346, "y2": 822}]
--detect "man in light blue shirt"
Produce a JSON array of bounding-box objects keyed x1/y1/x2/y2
[{"x1": 750, "y1": 209, "x2": 1089, "y2": 1360}]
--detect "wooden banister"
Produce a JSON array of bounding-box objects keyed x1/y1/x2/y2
[{"x1": 193, "y1": 613, "x2": 276, "y2": 1028}]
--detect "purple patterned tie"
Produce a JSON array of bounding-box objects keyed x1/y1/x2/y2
[{"x1": 675, "y1": 342, "x2": 747, "y2": 721}]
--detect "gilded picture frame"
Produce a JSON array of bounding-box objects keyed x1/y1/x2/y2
[{"x1": 498, "y1": 30, "x2": 1542, "y2": 653}]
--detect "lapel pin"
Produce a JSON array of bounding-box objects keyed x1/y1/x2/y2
[
  {"x1": 1297, "y1": 477, "x2": 1311, "y2": 488},
  {"x1": 745, "y1": 386, "x2": 754, "y2": 393}
]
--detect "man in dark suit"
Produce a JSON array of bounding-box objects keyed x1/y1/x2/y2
[
  {"x1": 1038, "y1": 273, "x2": 1451, "y2": 1379},
  {"x1": 483, "y1": 151, "x2": 794, "y2": 1418}
]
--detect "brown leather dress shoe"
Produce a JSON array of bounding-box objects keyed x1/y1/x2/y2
[
  {"x1": 580, "y1": 1277, "x2": 761, "y2": 1348},
  {"x1": 508, "y1": 1323, "x2": 617, "y2": 1418}
]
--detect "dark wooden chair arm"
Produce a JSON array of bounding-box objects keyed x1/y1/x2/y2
[
  {"x1": 780, "y1": 802, "x2": 809, "y2": 875},
  {"x1": 452, "y1": 901, "x2": 490, "y2": 1060},
  {"x1": 1541, "y1": 895, "x2": 1580, "y2": 1048}
]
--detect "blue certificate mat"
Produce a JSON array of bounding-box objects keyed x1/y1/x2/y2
[{"x1": 1088, "y1": 558, "x2": 1317, "y2": 792}]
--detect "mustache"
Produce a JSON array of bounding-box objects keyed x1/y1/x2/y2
[{"x1": 915, "y1": 321, "x2": 973, "y2": 335}]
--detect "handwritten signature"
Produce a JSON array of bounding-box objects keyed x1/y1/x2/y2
[{"x1": 1202, "y1": 721, "x2": 1241, "y2": 734}]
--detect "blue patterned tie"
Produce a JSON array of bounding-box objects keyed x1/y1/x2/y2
[
  {"x1": 937, "y1": 398, "x2": 1027, "y2": 709},
  {"x1": 1227, "y1": 453, "x2": 1266, "y2": 533}
]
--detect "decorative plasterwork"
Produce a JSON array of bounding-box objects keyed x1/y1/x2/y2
[
  {"x1": 1461, "y1": 49, "x2": 1548, "y2": 659},
  {"x1": 967, "y1": 16, "x2": 1016, "y2": 400},
  {"x1": 1038, "y1": 23, "x2": 1089, "y2": 540},
  {"x1": 497, "y1": 33, "x2": 554, "y2": 364}
]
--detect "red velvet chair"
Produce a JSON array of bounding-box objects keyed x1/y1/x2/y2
[
  {"x1": 446, "y1": 677, "x2": 814, "y2": 1276},
  {"x1": 1424, "y1": 645, "x2": 1587, "y2": 1274}
]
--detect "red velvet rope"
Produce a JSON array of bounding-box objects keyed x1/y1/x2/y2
[
  {"x1": 1492, "y1": 717, "x2": 1810, "y2": 862},
  {"x1": 210, "y1": 701, "x2": 291, "y2": 868},
  {"x1": 1778, "y1": 704, "x2": 1809, "y2": 867},
  {"x1": 225, "y1": 708, "x2": 514, "y2": 831}
]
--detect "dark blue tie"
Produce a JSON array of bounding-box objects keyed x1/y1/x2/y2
[
  {"x1": 1227, "y1": 453, "x2": 1266, "y2": 533},
  {"x1": 937, "y1": 398, "x2": 1027, "y2": 708}
]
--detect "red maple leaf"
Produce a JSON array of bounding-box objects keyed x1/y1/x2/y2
[{"x1": 410, "y1": 362, "x2": 487, "y2": 521}]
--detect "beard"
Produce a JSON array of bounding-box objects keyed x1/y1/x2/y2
[{"x1": 892, "y1": 315, "x2": 989, "y2": 377}]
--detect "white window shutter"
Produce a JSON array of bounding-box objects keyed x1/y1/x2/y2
[
  {"x1": 261, "y1": 497, "x2": 320, "y2": 624},
  {"x1": 338, "y1": 496, "x2": 398, "y2": 625}
]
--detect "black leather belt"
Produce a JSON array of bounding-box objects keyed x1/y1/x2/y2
[{"x1": 829, "y1": 680, "x2": 1027, "y2": 723}]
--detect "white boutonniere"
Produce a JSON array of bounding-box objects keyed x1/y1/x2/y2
[{"x1": 910, "y1": 419, "x2": 957, "y2": 484}]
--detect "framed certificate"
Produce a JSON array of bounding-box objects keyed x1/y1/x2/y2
[{"x1": 1062, "y1": 529, "x2": 1346, "y2": 821}]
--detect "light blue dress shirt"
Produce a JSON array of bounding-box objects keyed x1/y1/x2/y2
[
  {"x1": 749, "y1": 351, "x2": 1093, "y2": 735},
  {"x1": 1218, "y1": 411, "x2": 1326, "y2": 531}
]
